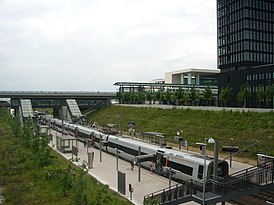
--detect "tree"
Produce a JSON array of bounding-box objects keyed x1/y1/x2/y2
[
  {"x1": 155, "y1": 90, "x2": 162, "y2": 104},
  {"x1": 170, "y1": 93, "x2": 177, "y2": 105},
  {"x1": 219, "y1": 84, "x2": 233, "y2": 107},
  {"x1": 175, "y1": 89, "x2": 183, "y2": 106},
  {"x1": 71, "y1": 163, "x2": 89, "y2": 205},
  {"x1": 265, "y1": 82, "x2": 274, "y2": 108},
  {"x1": 165, "y1": 89, "x2": 171, "y2": 105},
  {"x1": 203, "y1": 85, "x2": 213, "y2": 106},
  {"x1": 146, "y1": 91, "x2": 153, "y2": 104},
  {"x1": 189, "y1": 86, "x2": 199, "y2": 106},
  {"x1": 116, "y1": 92, "x2": 123, "y2": 104},
  {"x1": 129, "y1": 92, "x2": 137, "y2": 104},
  {"x1": 137, "y1": 92, "x2": 145, "y2": 104},
  {"x1": 22, "y1": 117, "x2": 36, "y2": 148},
  {"x1": 237, "y1": 83, "x2": 251, "y2": 108},
  {"x1": 22, "y1": 118, "x2": 52, "y2": 167},
  {"x1": 181, "y1": 89, "x2": 189, "y2": 106},
  {"x1": 123, "y1": 92, "x2": 130, "y2": 104},
  {"x1": 256, "y1": 85, "x2": 264, "y2": 108}
]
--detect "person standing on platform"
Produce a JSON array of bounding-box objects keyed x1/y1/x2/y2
[{"x1": 130, "y1": 160, "x2": 134, "y2": 171}]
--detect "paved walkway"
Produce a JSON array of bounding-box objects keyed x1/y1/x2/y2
[
  {"x1": 50, "y1": 130, "x2": 251, "y2": 205},
  {"x1": 117, "y1": 104, "x2": 274, "y2": 113}
]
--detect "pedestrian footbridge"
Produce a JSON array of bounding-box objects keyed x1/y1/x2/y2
[
  {"x1": 0, "y1": 91, "x2": 116, "y2": 123},
  {"x1": 144, "y1": 160, "x2": 274, "y2": 205}
]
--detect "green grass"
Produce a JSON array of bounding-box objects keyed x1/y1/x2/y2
[
  {"x1": 0, "y1": 107, "x2": 132, "y2": 205},
  {"x1": 88, "y1": 106, "x2": 274, "y2": 157}
]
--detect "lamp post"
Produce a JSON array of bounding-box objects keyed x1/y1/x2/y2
[
  {"x1": 100, "y1": 134, "x2": 102, "y2": 162},
  {"x1": 200, "y1": 137, "x2": 215, "y2": 205}
]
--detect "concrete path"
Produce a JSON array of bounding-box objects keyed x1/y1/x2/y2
[{"x1": 116, "y1": 104, "x2": 274, "y2": 113}]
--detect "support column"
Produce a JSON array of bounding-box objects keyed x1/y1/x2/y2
[
  {"x1": 213, "y1": 140, "x2": 219, "y2": 180},
  {"x1": 196, "y1": 73, "x2": 200, "y2": 85},
  {"x1": 53, "y1": 108, "x2": 59, "y2": 118},
  {"x1": 188, "y1": 73, "x2": 192, "y2": 85},
  {"x1": 138, "y1": 146, "x2": 141, "y2": 182},
  {"x1": 180, "y1": 74, "x2": 184, "y2": 84}
]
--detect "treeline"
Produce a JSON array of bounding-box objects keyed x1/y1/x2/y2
[
  {"x1": 117, "y1": 85, "x2": 215, "y2": 106},
  {"x1": 220, "y1": 82, "x2": 274, "y2": 108},
  {"x1": 116, "y1": 82, "x2": 274, "y2": 108}
]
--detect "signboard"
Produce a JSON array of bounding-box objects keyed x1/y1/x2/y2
[
  {"x1": 118, "y1": 171, "x2": 126, "y2": 195},
  {"x1": 221, "y1": 146, "x2": 239, "y2": 152},
  {"x1": 72, "y1": 146, "x2": 78, "y2": 156}
]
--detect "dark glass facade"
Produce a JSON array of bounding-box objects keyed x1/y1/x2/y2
[{"x1": 217, "y1": 0, "x2": 274, "y2": 108}]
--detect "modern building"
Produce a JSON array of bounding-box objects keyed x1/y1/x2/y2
[
  {"x1": 165, "y1": 68, "x2": 220, "y2": 86},
  {"x1": 114, "y1": 68, "x2": 219, "y2": 93},
  {"x1": 114, "y1": 68, "x2": 220, "y2": 105},
  {"x1": 217, "y1": 0, "x2": 274, "y2": 108}
]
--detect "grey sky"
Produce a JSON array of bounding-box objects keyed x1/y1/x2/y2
[{"x1": 0, "y1": 0, "x2": 217, "y2": 92}]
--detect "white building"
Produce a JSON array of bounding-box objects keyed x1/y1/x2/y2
[{"x1": 165, "y1": 68, "x2": 220, "y2": 86}]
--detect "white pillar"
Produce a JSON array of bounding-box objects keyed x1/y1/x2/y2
[
  {"x1": 188, "y1": 73, "x2": 192, "y2": 85},
  {"x1": 196, "y1": 73, "x2": 200, "y2": 85},
  {"x1": 180, "y1": 74, "x2": 184, "y2": 84}
]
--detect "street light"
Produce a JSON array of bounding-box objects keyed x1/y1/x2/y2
[{"x1": 197, "y1": 137, "x2": 215, "y2": 205}]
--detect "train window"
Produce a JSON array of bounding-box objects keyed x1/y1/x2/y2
[
  {"x1": 107, "y1": 142, "x2": 146, "y2": 156},
  {"x1": 167, "y1": 161, "x2": 193, "y2": 176},
  {"x1": 198, "y1": 165, "x2": 204, "y2": 179}
]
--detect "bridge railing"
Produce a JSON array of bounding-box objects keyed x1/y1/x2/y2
[
  {"x1": 143, "y1": 179, "x2": 202, "y2": 204},
  {"x1": 0, "y1": 91, "x2": 117, "y2": 97},
  {"x1": 209, "y1": 159, "x2": 274, "y2": 195},
  {"x1": 143, "y1": 160, "x2": 274, "y2": 204}
]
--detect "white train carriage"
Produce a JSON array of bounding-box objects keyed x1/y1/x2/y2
[{"x1": 40, "y1": 116, "x2": 229, "y2": 182}]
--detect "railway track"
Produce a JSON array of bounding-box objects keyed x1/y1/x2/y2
[{"x1": 229, "y1": 191, "x2": 274, "y2": 205}]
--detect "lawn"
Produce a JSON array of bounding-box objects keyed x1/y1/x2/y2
[
  {"x1": 88, "y1": 105, "x2": 274, "y2": 158},
  {"x1": 0, "y1": 107, "x2": 132, "y2": 205}
]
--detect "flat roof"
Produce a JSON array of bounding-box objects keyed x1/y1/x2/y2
[
  {"x1": 114, "y1": 82, "x2": 218, "y2": 88},
  {"x1": 57, "y1": 134, "x2": 77, "y2": 141},
  {"x1": 143, "y1": 132, "x2": 165, "y2": 137},
  {"x1": 166, "y1": 68, "x2": 220, "y2": 75}
]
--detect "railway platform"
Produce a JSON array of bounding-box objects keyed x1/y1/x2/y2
[
  {"x1": 50, "y1": 130, "x2": 179, "y2": 205},
  {"x1": 49, "y1": 129, "x2": 255, "y2": 205}
]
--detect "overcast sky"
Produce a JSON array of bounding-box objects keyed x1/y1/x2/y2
[{"x1": 0, "y1": 0, "x2": 217, "y2": 92}]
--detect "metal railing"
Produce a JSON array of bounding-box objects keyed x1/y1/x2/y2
[
  {"x1": 143, "y1": 160, "x2": 274, "y2": 204},
  {"x1": 0, "y1": 91, "x2": 116, "y2": 97},
  {"x1": 143, "y1": 180, "x2": 202, "y2": 204},
  {"x1": 217, "y1": 160, "x2": 274, "y2": 195}
]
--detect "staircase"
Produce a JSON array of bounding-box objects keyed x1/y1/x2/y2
[{"x1": 143, "y1": 160, "x2": 274, "y2": 205}]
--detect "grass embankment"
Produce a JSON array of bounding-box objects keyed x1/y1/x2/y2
[
  {"x1": 0, "y1": 108, "x2": 132, "y2": 205},
  {"x1": 88, "y1": 106, "x2": 274, "y2": 159}
]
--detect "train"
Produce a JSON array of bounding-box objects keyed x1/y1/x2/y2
[{"x1": 40, "y1": 115, "x2": 229, "y2": 182}]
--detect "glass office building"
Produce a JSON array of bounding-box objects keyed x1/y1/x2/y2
[{"x1": 217, "y1": 0, "x2": 274, "y2": 108}]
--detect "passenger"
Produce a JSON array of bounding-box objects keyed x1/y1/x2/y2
[
  {"x1": 92, "y1": 136, "x2": 95, "y2": 147},
  {"x1": 150, "y1": 161, "x2": 154, "y2": 174},
  {"x1": 130, "y1": 160, "x2": 134, "y2": 171}
]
